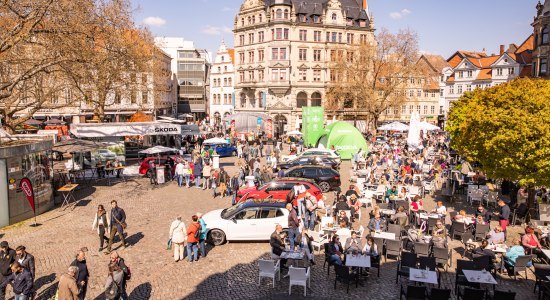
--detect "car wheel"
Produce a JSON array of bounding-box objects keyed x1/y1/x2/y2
[
  {"x1": 208, "y1": 229, "x2": 226, "y2": 246},
  {"x1": 319, "y1": 181, "x2": 331, "y2": 193}
]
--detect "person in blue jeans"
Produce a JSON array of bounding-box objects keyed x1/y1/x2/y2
[
  {"x1": 303, "y1": 194, "x2": 317, "y2": 231},
  {"x1": 327, "y1": 235, "x2": 343, "y2": 265},
  {"x1": 193, "y1": 158, "x2": 202, "y2": 188},
  {"x1": 286, "y1": 203, "x2": 300, "y2": 251},
  {"x1": 186, "y1": 215, "x2": 201, "y2": 262},
  {"x1": 197, "y1": 213, "x2": 207, "y2": 258}
]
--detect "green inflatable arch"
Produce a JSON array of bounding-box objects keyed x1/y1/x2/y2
[{"x1": 317, "y1": 122, "x2": 369, "y2": 160}]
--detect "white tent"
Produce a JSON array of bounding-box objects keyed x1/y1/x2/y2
[
  {"x1": 286, "y1": 130, "x2": 303, "y2": 136},
  {"x1": 407, "y1": 113, "x2": 421, "y2": 148},
  {"x1": 139, "y1": 145, "x2": 179, "y2": 155},
  {"x1": 203, "y1": 137, "x2": 229, "y2": 145},
  {"x1": 418, "y1": 121, "x2": 441, "y2": 131},
  {"x1": 378, "y1": 121, "x2": 409, "y2": 131}
]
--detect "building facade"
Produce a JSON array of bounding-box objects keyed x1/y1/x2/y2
[
  {"x1": 209, "y1": 41, "x2": 236, "y2": 127},
  {"x1": 155, "y1": 37, "x2": 211, "y2": 120},
  {"x1": 233, "y1": 0, "x2": 374, "y2": 135},
  {"x1": 533, "y1": 0, "x2": 550, "y2": 77},
  {"x1": 441, "y1": 36, "x2": 534, "y2": 114}
]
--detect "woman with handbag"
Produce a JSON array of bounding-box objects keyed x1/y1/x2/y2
[
  {"x1": 168, "y1": 216, "x2": 186, "y2": 262},
  {"x1": 104, "y1": 263, "x2": 123, "y2": 300},
  {"x1": 92, "y1": 205, "x2": 110, "y2": 252}
]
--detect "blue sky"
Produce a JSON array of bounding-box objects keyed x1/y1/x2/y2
[{"x1": 132, "y1": 0, "x2": 539, "y2": 58}]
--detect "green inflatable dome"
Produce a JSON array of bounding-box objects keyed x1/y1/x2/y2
[{"x1": 317, "y1": 122, "x2": 369, "y2": 160}]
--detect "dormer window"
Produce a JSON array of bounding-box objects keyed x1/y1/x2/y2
[
  {"x1": 332, "y1": 13, "x2": 337, "y2": 23},
  {"x1": 313, "y1": 15, "x2": 320, "y2": 23},
  {"x1": 299, "y1": 14, "x2": 306, "y2": 22},
  {"x1": 346, "y1": 18, "x2": 353, "y2": 26},
  {"x1": 284, "y1": 9, "x2": 289, "y2": 19},
  {"x1": 276, "y1": 9, "x2": 283, "y2": 19}
]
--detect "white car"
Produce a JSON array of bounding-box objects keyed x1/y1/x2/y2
[
  {"x1": 299, "y1": 148, "x2": 341, "y2": 163},
  {"x1": 202, "y1": 200, "x2": 289, "y2": 246},
  {"x1": 97, "y1": 149, "x2": 117, "y2": 160}
]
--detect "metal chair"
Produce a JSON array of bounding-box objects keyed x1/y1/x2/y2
[
  {"x1": 396, "y1": 251, "x2": 417, "y2": 283},
  {"x1": 385, "y1": 239, "x2": 402, "y2": 262},
  {"x1": 388, "y1": 224, "x2": 403, "y2": 239},
  {"x1": 451, "y1": 221, "x2": 467, "y2": 240},
  {"x1": 533, "y1": 263, "x2": 550, "y2": 299},
  {"x1": 427, "y1": 218, "x2": 439, "y2": 234},
  {"x1": 458, "y1": 287, "x2": 486, "y2": 300},
  {"x1": 473, "y1": 254, "x2": 493, "y2": 273},
  {"x1": 510, "y1": 255, "x2": 533, "y2": 280},
  {"x1": 455, "y1": 259, "x2": 480, "y2": 294},
  {"x1": 258, "y1": 259, "x2": 280, "y2": 287},
  {"x1": 460, "y1": 232, "x2": 476, "y2": 258},
  {"x1": 491, "y1": 290, "x2": 516, "y2": 300},
  {"x1": 428, "y1": 288, "x2": 451, "y2": 300},
  {"x1": 433, "y1": 246, "x2": 451, "y2": 271},
  {"x1": 474, "y1": 223, "x2": 490, "y2": 241},
  {"x1": 323, "y1": 243, "x2": 335, "y2": 276},
  {"x1": 334, "y1": 265, "x2": 358, "y2": 294},
  {"x1": 413, "y1": 242, "x2": 430, "y2": 257},
  {"x1": 400, "y1": 284, "x2": 426, "y2": 300}
]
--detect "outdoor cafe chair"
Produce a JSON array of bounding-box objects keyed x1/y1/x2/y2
[
  {"x1": 472, "y1": 254, "x2": 493, "y2": 273},
  {"x1": 428, "y1": 288, "x2": 451, "y2": 300},
  {"x1": 258, "y1": 259, "x2": 280, "y2": 287},
  {"x1": 334, "y1": 265, "x2": 359, "y2": 294},
  {"x1": 400, "y1": 284, "x2": 426, "y2": 300},
  {"x1": 490, "y1": 290, "x2": 516, "y2": 300},
  {"x1": 458, "y1": 287, "x2": 486, "y2": 300},
  {"x1": 388, "y1": 224, "x2": 403, "y2": 239},
  {"x1": 396, "y1": 251, "x2": 417, "y2": 283},
  {"x1": 461, "y1": 232, "x2": 476, "y2": 258},
  {"x1": 474, "y1": 223, "x2": 490, "y2": 241},
  {"x1": 385, "y1": 239, "x2": 402, "y2": 262},
  {"x1": 288, "y1": 266, "x2": 310, "y2": 296},
  {"x1": 413, "y1": 242, "x2": 430, "y2": 257},
  {"x1": 534, "y1": 263, "x2": 550, "y2": 298},
  {"x1": 427, "y1": 218, "x2": 439, "y2": 234},
  {"x1": 509, "y1": 255, "x2": 533, "y2": 280},
  {"x1": 455, "y1": 259, "x2": 480, "y2": 294},
  {"x1": 451, "y1": 221, "x2": 467, "y2": 240},
  {"x1": 310, "y1": 231, "x2": 328, "y2": 254},
  {"x1": 433, "y1": 246, "x2": 452, "y2": 271}
]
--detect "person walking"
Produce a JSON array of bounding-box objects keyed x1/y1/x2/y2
[
  {"x1": 70, "y1": 250, "x2": 89, "y2": 300},
  {"x1": 218, "y1": 168, "x2": 229, "y2": 198},
  {"x1": 197, "y1": 213, "x2": 207, "y2": 258},
  {"x1": 184, "y1": 161, "x2": 192, "y2": 188},
  {"x1": 202, "y1": 162, "x2": 212, "y2": 190},
  {"x1": 0, "y1": 241, "x2": 16, "y2": 300},
  {"x1": 15, "y1": 246, "x2": 35, "y2": 282},
  {"x1": 0, "y1": 262, "x2": 33, "y2": 300},
  {"x1": 495, "y1": 200, "x2": 511, "y2": 238},
  {"x1": 57, "y1": 266, "x2": 80, "y2": 300},
  {"x1": 186, "y1": 215, "x2": 201, "y2": 262},
  {"x1": 230, "y1": 174, "x2": 240, "y2": 205},
  {"x1": 175, "y1": 160, "x2": 185, "y2": 187},
  {"x1": 106, "y1": 201, "x2": 127, "y2": 254},
  {"x1": 193, "y1": 157, "x2": 203, "y2": 188},
  {"x1": 92, "y1": 205, "x2": 110, "y2": 252},
  {"x1": 168, "y1": 217, "x2": 186, "y2": 262},
  {"x1": 103, "y1": 263, "x2": 124, "y2": 300},
  {"x1": 286, "y1": 203, "x2": 300, "y2": 251},
  {"x1": 109, "y1": 252, "x2": 129, "y2": 300}
]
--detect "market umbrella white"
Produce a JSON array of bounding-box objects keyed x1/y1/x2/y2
[
  {"x1": 378, "y1": 121, "x2": 409, "y2": 131},
  {"x1": 418, "y1": 121, "x2": 441, "y2": 131},
  {"x1": 203, "y1": 137, "x2": 228, "y2": 145},
  {"x1": 138, "y1": 145, "x2": 179, "y2": 155},
  {"x1": 286, "y1": 130, "x2": 303, "y2": 136}
]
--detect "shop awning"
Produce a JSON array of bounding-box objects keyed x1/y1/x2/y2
[{"x1": 70, "y1": 122, "x2": 182, "y2": 138}]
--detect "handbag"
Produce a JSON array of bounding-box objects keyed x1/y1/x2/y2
[
  {"x1": 114, "y1": 216, "x2": 127, "y2": 229},
  {"x1": 167, "y1": 238, "x2": 172, "y2": 250}
]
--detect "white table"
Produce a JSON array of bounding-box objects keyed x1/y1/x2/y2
[
  {"x1": 380, "y1": 209, "x2": 396, "y2": 216},
  {"x1": 542, "y1": 249, "x2": 550, "y2": 260},
  {"x1": 462, "y1": 270, "x2": 497, "y2": 284},
  {"x1": 373, "y1": 232, "x2": 396, "y2": 240},
  {"x1": 419, "y1": 213, "x2": 443, "y2": 220},
  {"x1": 281, "y1": 250, "x2": 305, "y2": 260},
  {"x1": 346, "y1": 254, "x2": 371, "y2": 268},
  {"x1": 409, "y1": 268, "x2": 438, "y2": 285}
]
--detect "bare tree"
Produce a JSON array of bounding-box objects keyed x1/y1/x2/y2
[{"x1": 326, "y1": 28, "x2": 421, "y2": 129}]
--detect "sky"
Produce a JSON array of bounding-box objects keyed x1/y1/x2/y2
[{"x1": 131, "y1": 0, "x2": 539, "y2": 58}]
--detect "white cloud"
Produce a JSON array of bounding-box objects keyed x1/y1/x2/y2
[
  {"x1": 143, "y1": 16, "x2": 166, "y2": 27},
  {"x1": 202, "y1": 25, "x2": 232, "y2": 35},
  {"x1": 389, "y1": 9, "x2": 412, "y2": 20}
]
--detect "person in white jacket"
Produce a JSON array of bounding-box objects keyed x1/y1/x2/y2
[
  {"x1": 92, "y1": 205, "x2": 111, "y2": 252},
  {"x1": 169, "y1": 216, "x2": 186, "y2": 262},
  {"x1": 174, "y1": 160, "x2": 185, "y2": 187}
]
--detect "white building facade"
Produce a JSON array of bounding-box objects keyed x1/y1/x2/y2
[{"x1": 209, "y1": 41, "x2": 235, "y2": 127}]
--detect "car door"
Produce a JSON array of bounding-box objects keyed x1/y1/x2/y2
[
  {"x1": 257, "y1": 208, "x2": 285, "y2": 238},
  {"x1": 303, "y1": 168, "x2": 320, "y2": 181},
  {"x1": 227, "y1": 207, "x2": 259, "y2": 240},
  {"x1": 287, "y1": 169, "x2": 304, "y2": 178},
  {"x1": 265, "y1": 183, "x2": 287, "y2": 200}
]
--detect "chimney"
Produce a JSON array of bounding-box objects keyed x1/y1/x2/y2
[
  {"x1": 363, "y1": 0, "x2": 368, "y2": 10},
  {"x1": 499, "y1": 45, "x2": 505, "y2": 55}
]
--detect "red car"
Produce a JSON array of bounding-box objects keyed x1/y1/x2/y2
[
  {"x1": 138, "y1": 156, "x2": 182, "y2": 176},
  {"x1": 237, "y1": 178, "x2": 323, "y2": 204}
]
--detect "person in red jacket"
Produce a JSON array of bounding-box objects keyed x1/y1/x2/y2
[{"x1": 186, "y1": 215, "x2": 201, "y2": 262}]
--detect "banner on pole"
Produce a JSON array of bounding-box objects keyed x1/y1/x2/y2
[{"x1": 19, "y1": 178, "x2": 36, "y2": 213}]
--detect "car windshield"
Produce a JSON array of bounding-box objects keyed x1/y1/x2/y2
[{"x1": 221, "y1": 202, "x2": 246, "y2": 219}]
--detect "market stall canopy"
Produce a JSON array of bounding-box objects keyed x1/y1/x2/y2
[
  {"x1": 24, "y1": 119, "x2": 43, "y2": 126},
  {"x1": 418, "y1": 121, "x2": 441, "y2": 131},
  {"x1": 53, "y1": 139, "x2": 110, "y2": 153},
  {"x1": 139, "y1": 145, "x2": 179, "y2": 155},
  {"x1": 70, "y1": 122, "x2": 182, "y2": 138},
  {"x1": 286, "y1": 130, "x2": 303, "y2": 136},
  {"x1": 203, "y1": 137, "x2": 229, "y2": 145},
  {"x1": 44, "y1": 118, "x2": 66, "y2": 125},
  {"x1": 181, "y1": 125, "x2": 200, "y2": 136},
  {"x1": 317, "y1": 121, "x2": 368, "y2": 160},
  {"x1": 378, "y1": 121, "x2": 409, "y2": 131}
]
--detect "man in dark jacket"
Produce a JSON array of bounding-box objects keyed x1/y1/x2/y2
[
  {"x1": 269, "y1": 225, "x2": 287, "y2": 268},
  {"x1": 70, "y1": 250, "x2": 89, "y2": 300},
  {"x1": 286, "y1": 203, "x2": 300, "y2": 251},
  {"x1": 230, "y1": 174, "x2": 240, "y2": 205},
  {"x1": 107, "y1": 200, "x2": 127, "y2": 253},
  {"x1": 15, "y1": 246, "x2": 35, "y2": 281},
  {"x1": 0, "y1": 241, "x2": 16, "y2": 299},
  {"x1": 0, "y1": 262, "x2": 33, "y2": 299},
  {"x1": 110, "y1": 251, "x2": 129, "y2": 300}
]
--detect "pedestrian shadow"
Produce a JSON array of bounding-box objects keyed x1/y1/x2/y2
[
  {"x1": 126, "y1": 232, "x2": 145, "y2": 247},
  {"x1": 129, "y1": 282, "x2": 152, "y2": 299},
  {"x1": 34, "y1": 273, "x2": 56, "y2": 290},
  {"x1": 35, "y1": 281, "x2": 58, "y2": 300}
]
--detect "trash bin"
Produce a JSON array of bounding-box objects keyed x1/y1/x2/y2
[{"x1": 157, "y1": 166, "x2": 165, "y2": 184}]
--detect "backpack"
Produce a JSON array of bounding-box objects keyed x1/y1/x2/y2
[
  {"x1": 124, "y1": 266, "x2": 131, "y2": 281},
  {"x1": 194, "y1": 223, "x2": 202, "y2": 239},
  {"x1": 105, "y1": 275, "x2": 120, "y2": 300}
]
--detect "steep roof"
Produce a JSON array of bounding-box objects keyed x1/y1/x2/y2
[{"x1": 422, "y1": 54, "x2": 450, "y2": 72}]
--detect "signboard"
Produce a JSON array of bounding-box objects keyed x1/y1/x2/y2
[
  {"x1": 71, "y1": 122, "x2": 182, "y2": 138},
  {"x1": 301, "y1": 107, "x2": 325, "y2": 147},
  {"x1": 19, "y1": 178, "x2": 36, "y2": 213}
]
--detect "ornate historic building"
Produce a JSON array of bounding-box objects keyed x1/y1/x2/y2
[
  {"x1": 533, "y1": 0, "x2": 550, "y2": 77},
  {"x1": 209, "y1": 41, "x2": 235, "y2": 126},
  {"x1": 233, "y1": 0, "x2": 374, "y2": 135}
]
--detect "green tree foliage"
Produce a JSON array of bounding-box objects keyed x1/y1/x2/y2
[{"x1": 447, "y1": 78, "x2": 550, "y2": 187}]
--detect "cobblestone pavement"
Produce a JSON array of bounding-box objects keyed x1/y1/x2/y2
[{"x1": 0, "y1": 158, "x2": 539, "y2": 300}]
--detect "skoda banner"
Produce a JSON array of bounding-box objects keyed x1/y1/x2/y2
[
  {"x1": 71, "y1": 122, "x2": 182, "y2": 138},
  {"x1": 301, "y1": 107, "x2": 324, "y2": 147}
]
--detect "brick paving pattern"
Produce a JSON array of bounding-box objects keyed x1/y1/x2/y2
[{"x1": 0, "y1": 158, "x2": 539, "y2": 299}]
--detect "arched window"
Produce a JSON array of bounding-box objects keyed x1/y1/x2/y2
[
  {"x1": 543, "y1": 27, "x2": 549, "y2": 45},
  {"x1": 284, "y1": 9, "x2": 289, "y2": 19},
  {"x1": 240, "y1": 93, "x2": 246, "y2": 108},
  {"x1": 332, "y1": 13, "x2": 337, "y2": 22},
  {"x1": 241, "y1": 18, "x2": 244, "y2": 26},
  {"x1": 248, "y1": 16, "x2": 251, "y2": 24},
  {"x1": 311, "y1": 92, "x2": 322, "y2": 107},
  {"x1": 252, "y1": 16, "x2": 255, "y2": 24},
  {"x1": 276, "y1": 9, "x2": 283, "y2": 19},
  {"x1": 297, "y1": 92, "x2": 308, "y2": 108},
  {"x1": 249, "y1": 93, "x2": 256, "y2": 107},
  {"x1": 259, "y1": 14, "x2": 263, "y2": 23}
]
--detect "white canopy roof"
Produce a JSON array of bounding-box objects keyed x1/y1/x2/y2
[
  {"x1": 203, "y1": 137, "x2": 229, "y2": 145},
  {"x1": 139, "y1": 145, "x2": 179, "y2": 155},
  {"x1": 378, "y1": 122, "x2": 409, "y2": 131},
  {"x1": 418, "y1": 121, "x2": 441, "y2": 131}
]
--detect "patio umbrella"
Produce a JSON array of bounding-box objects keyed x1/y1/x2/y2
[
  {"x1": 378, "y1": 122, "x2": 409, "y2": 131},
  {"x1": 24, "y1": 119, "x2": 43, "y2": 126},
  {"x1": 138, "y1": 145, "x2": 179, "y2": 155},
  {"x1": 203, "y1": 137, "x2": 228, "y2": 145},
  {"x1": 44, "y1": 118, "x2": 66, "y2": 125},
  {"x1": 418, "y1": 121, "x2": 441, "y2": 131}
]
